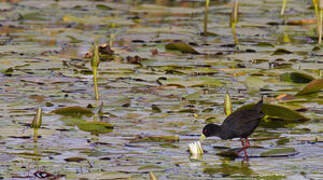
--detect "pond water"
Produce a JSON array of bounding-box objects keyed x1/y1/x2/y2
[{"x1": 0, "y1": 0, "x2": 322, "y2": 179}]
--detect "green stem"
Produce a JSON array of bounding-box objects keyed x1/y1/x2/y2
[
  {"x1": 93, "y1": 67, "x2": 99, "y2": 101},
  {"x1": 280, "y1": 0, "x2": 287, "y2": 16},
  {"x1": 318, "y1": 0, "x2": 323, "y2": 44},
  {"x1": 319, "y1": 10, "x2": 323, "y2": 44},
  {"x1": 33, "y1": 128, "x2": 38, "y2": 142},
  {"x1": 232, "y1": 22, "x2": 239, "y2": 45},
  {"x1": 204, "y1": 0, "x2": 210, "y2": 35}
]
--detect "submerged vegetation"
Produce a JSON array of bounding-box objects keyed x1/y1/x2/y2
[{"x1": 0, "y1": 0, "x2": 322, "y2": 179}]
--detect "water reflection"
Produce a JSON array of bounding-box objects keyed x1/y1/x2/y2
[{"x1": 203, "y1": 159, "x2": 253, "y2": 177}]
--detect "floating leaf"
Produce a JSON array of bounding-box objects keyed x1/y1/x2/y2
[
  {"x1": 4, "y1": 67, "x2": 13, "y2": 76},
  {"x1": 272, "y1": 48, "x2": 292, "y2": 55},
  {"x1": 64, "y1": 157, "x2": 87, "y2": 163},
  {"x1": 158, "y1": 77, "x2": 223, "y2": 88},
  {"x1": 96, "y1": 4, "x2": 112, "y2": 10},
  {"x1": 245, "y1": 76, "x2": 266, "y2": 90},
  {"x1": 276, "y1": 138, "x2": 290, "y2": 145},
  {"x1": 280, "y1": 72, "x2": 315, "y2": 83},
  {"x1": 31, "y1": 107, "x2": 42, "y2": 128},
  {"x1": 19, "y1": 12, "x2": 47, "y2": 21},
  {"x1": 203, "y1": 164, "x2": 254, "y2": 176},
  {"x1": 51, "y1": 106, "x2": 93, "y2": 117},
  {"x1": 237, "y1": 103, "x2": 309, "y2": 122},
  {"x1": 260, "y1": 148, "x2": 296, "y2": 156},
  {"x1": 296, "y1": 79, "x2": 323, "y2": 96},
  {"x1": 165, "y1": 41, "x2": 199, "y2": 54},
  {"x1": 256, "y1": 42, "x2": 275, "y2": 48},
  {"x1": 287, "y1": 19, "x2": 316, "y2": 25},
  {"x1": 152, "y1": 104, "x2": 162, "y2": 113},
  {"x1": 138, "y1": 165, "x2": 162, "y2": 170},
  {"x1": 216, "y1": 150, "x2": 239, "y2": 158},
  {"x1": 224, "y1": 92, "x2": 232, "y2": 116},
  {"x1": 77, "y1": 121, "x2": 113, "y2": 135},
  {"x1": 131, "y1": 135, "x2": 179, "y2": 143},
  {"x1": 15, "y1": 152, "x2": 45, "y2": 157},
  {"x1": 159, "y1": 143, "x2": 178, "y2": 149}
]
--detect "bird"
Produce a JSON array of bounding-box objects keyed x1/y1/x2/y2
[{"x1": 200, "y1": 97, "x2": 264, "y2": 159}]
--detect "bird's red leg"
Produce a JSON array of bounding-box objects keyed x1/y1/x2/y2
[
  {"x1": 243, "y1": 138, "x2": 250, "y2": 160},
  {"x1": 245, "y1": 138, "x2": 250, "y2": 149},
  {"x1": 236, "y1": 138, "x2": 245, "y2": 156}
]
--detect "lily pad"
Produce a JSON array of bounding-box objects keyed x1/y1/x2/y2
[
  {"x1": 203, "y1": 163, "x2": 254, "y2": 176},
  {"x1": 272, "y1": 48, "x2": 292, "y2": 55},
  {"x1": 260, "y1": 148, "x2": 296, "y2": 157},
  {"x1": 165, "y1": 41, "x2": 199, "y2": 54},
  {"x1": 158, "y1": 77, "x2": 223, "y2": 88},
  {"x1": 276, "y1": 138, "x2": 290, "y2": 145},
  {"x1": 237, "y1": 103, "x2": 309, "y2": 122},
  {"x1": 296, "y1": 79, "x2": 323, "y2": 96},
  {"x1": 131, "y1": 135, "x2": 179, "y2": 143},
  {"x1": 138, "y1": 165, "x2": 163, "y2": 170},
  {"x1": 51, "y1": 106, "x2": 93, "y2": 117},
  {"x1": 64, "y1": 157, "x2": 87, "y2": 163},
  {"x1": 159, "y1": 143, "x2": 178, "y2": 149},
  {"x1": 216, "y1": 150, "x2": 239, "y2": 159},
  {"x1": 77, "y1": 121, "x2": 113, "y2": 135},
  {"x1": 280, "y1": 72, "x2": 315, "y2": 83}
]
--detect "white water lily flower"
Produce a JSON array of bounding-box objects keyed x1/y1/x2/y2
[{"x1": 188, "y1": 141, "x2": 203, "y2": 155}]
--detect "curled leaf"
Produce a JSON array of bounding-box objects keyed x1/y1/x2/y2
[
  {"x1": 91, "y1": 44, "x2": 100, "y2": 69},
  {"x1": 224, "y1": 92, "x2": 232, "y2": 116},
  {"x1": 31, "y1": 107, "x2": 42, "y2": 128}
]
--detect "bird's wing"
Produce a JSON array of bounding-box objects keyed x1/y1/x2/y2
[{"x1": 220, "y1": 109, "x2": 264, "y2": 139}]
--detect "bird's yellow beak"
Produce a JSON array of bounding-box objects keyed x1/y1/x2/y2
[{"x1": 200, "y1": 133, "x2": 206, "y2": 142}]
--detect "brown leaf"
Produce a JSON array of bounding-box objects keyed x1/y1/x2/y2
[
  {"x1": 126, "y1": 55, "x2": 142, "y2": 64},
  {"x1": 287, "y1": 19, "x2": 316, "y2": 25},
  {"x1": 151, "y1": 49, "x2": 158, "y2": 56}
]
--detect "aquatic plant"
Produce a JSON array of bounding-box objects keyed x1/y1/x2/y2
[
  {"x1": 204, "y1": 0, "x2": 210, "y2": 35},
  {"x1": 224, "y1": 92, "x2": 232, "y2": 116},
  {"x1": 91, "y1": 44, "x2": 100, "y2": 100},
  {"x1": 188, "y1": 141, "x2": 204, "y2": 159},
  {"x1": 230, "y1": 0, "x2": 239, "y2": 44},
  {"x1": 31, "y1": 107, "x2": 42, "y2": 142},
  {"x1": 280, "y1": 0, "x2": 287, "y2": 16}
]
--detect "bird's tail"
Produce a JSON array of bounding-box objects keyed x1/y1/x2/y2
[{"x1": 254, "y1": 96, "x2": 263, "y2": 113}]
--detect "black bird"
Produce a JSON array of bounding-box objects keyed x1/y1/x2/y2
[{"x1": 200, "y1": 98, "x2": 264, "y2": 159}]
